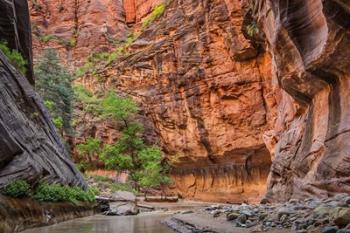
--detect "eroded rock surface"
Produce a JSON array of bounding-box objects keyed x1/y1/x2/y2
[
  {"x1": 0, "y1": 0, "x2": 85, "y2": 188},
  {"x1": 29, "y1": 0, "x2": 350, "y2": 203},
  {"x1": 29, "y1": 0, "x2": 128, "y2": 67},
  {"x1": 83, "y1": 0, "x2": 276, "y2": 203},
  {"x1": 250, "y1": 0, "x2": 350, "y2": 201}
]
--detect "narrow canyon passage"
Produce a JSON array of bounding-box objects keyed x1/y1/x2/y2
[{"x1": 1, "y1": 0, "x2": 350, "y2": 232}]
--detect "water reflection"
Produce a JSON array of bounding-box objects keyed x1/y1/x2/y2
[{"x1": 22, "y1": 213, "x2": 174, "y2": 233}]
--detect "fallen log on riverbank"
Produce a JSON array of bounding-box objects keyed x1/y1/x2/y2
[{"x1": 145, "y1": 196, "x2": 179, "y2": 203}]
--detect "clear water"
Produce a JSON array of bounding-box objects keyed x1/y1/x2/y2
[{"x1": 22, "y1": 213, "x2": 174, "y2": 233}]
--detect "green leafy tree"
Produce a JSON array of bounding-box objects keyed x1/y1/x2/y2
[
  {"x1": 76, "y1": 137, "x2": 102, "y2": 170},
  {"x1": 73, "y1": 85, "x2": 101, "y2": 116},
  {"x1": 139, "y1": 147, "x2": 172, "y2": 198},
  {"x1": 35, "y1": 49, "x2": 74, "y2": 137},
  {"x1": 101, "y1": 91, "x2": 138, "y2": 127},
  {"x1": 99, "y1": 93, "x2": 171, "y2": 191}
]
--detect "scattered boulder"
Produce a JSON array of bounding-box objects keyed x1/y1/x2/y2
[
  {"x1": 112, "y1": 191, "x2": 136, "y2": 202},
  {"x1": 321, "y1": 226, "x2": 339, "y2": 233},
  {"x1": 332, "y1": 208, "x2": 350, "y2": 228},
  {"x1": 226, "y1": 212, "x2": 239, "y2": 221},
  {"x1": 237, "y1": 214, "x2": 247, "y2": 224},
  {"x1": 206, "y1": 196, "x2": 350, "y2": 232},
  {"x1": 105, "y1": 202, "x2": 139, "y2": 216}
]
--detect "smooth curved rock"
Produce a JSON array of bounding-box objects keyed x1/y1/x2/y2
[{"x1": 251, "y1": 0, "x2": 350, "y2": 201}]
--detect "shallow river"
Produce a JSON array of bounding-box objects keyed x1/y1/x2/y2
[{"x1": 22, "y1": 213, "x2": 174, "y2": 233}]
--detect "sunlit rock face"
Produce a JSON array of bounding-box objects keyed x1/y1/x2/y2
[
  {"x1": 82, "y1": 0, "x2": 277, "y2": 203},
  {"x1": 0, "y1": 0, "x2": 85, "y2": 188},
  {"x1": 28, "y1": 0, "x2": 350, "y2": 203},
  {"x1": 251, "y1": 0, "x2": 350, "y2": 201},
  {"x1": 28, "y1": 0, "x2": 128, "y2": 67}
]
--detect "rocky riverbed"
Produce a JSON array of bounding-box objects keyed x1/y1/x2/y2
[{"x1": 165, "y1": 194, "x2": 350, "y2": 233}]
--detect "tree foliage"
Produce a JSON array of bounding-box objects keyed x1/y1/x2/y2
[
  {"x1": 35, "y1": 49, "x2": 74, "y2": 136},
  {"x1": 73, "y1": 85, "x2": 101, "y2": 116},
  {"x1": 99, "y1": 93, "x2": 171, "y2": 190},
  {"x1": 101, "y1": 91, "x2": 138, "y2": 125}
]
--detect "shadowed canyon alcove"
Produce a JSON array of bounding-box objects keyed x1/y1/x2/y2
[{"x1": 170, "y1": 146, "x2": 272, "y2": 203}]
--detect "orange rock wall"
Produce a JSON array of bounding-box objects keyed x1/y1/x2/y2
[
  {"x1": 135, "y1": 0, "x2": 164, "y2": 22},
  {"x1": 252, "y1": 0, "x2": 350, "y2": 202},
  {"x1": 29, "y1": 0, "x2": 128, "y2": 67},
  {"x1": 77, "y1": 0, "x2": 277, "y2": 202},
  {"x1": 29, "y1": 0, "x2": 350, "y2": 203},
  {"x1": 124, "y1": 0, "x2": 136, "y2": 24}
]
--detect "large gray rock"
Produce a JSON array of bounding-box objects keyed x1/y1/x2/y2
[
  {"x1": 112, "y1": 191, "x2": 136, "y2": 202},
  {"x1": 105, "y1": 202, "x2": 139, "y2": 216},
  {"x1": 0, "y1": 1, "x2": 85, "y2": 188}
]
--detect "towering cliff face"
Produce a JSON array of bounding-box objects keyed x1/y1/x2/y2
[
  {"x1": 251, "y1": 0, "x2": 350, "y2": 201},
  {"x1": 78, "y1": 0, "x2": 276, "y2": 203},
  {"x1": 29, "y1": 0, "x2": 350, "y2": 203},
  {"x1": 0, "y1": 0, "x2": 85, "y2": 188}
]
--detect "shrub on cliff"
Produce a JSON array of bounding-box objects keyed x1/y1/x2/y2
[
  {"x1": 141, "y1": 3, "x2": 166, "y2": 30},
  {"x1": 0, "y1": 41, "x2": 27, "y2": 75},
  {"x1": 73, "y1": 85, "x2": 101, "y2": 115},
  {"x1": 0, "y1": 180, "x2": 31, "y2": 198}
]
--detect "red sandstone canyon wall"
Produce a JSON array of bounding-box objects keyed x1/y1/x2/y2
[
  {"x1": 249, "y1": 0, "x2": 350, "y2": 202},
  {"x1": 29, "y1": 0, "x2": 350, "y2": 203},
  {"x1": 78, "y1": 0, "x2": 276, "y2": 203},
  {"x1": 29, "y1": 0, "x2": 128, "y2": 67}
]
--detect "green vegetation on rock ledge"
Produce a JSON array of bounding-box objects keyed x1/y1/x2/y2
[
  {"x1": 0, "y1": 180, "x2": 96, "y2": 203},
  {"x1": 0, "y1": 41, "x2": 28, "y2": 74},
  {"x1": 0, "y1": 180, "x2": 31, "y2": 198},
  {"x1": 33, "y1": 183, "x2": 96, "y2": 203},
  {"x1": 87, "y1": 175, "x2": 137, "y2": 194},
  {"x1": 141, "y1": 3, "x2": 166, "y2": 30}
]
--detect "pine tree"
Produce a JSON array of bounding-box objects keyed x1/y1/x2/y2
[{"x1": 35, "y1": 49, "x2": 74, "y2": 137}]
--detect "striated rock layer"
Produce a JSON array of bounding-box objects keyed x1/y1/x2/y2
[
  {"x1": 30, "y1": 0, "x2": 350, "y2": 203},
  {"x1": 0, "y1": 0, "x2": 85, "y2": 188},
  {"x1": 79, "y1": 0, "x2": 277, "y2": 203},
  {"x1": 251, "y1": 0, "x2": 350, "y2": 201}
]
